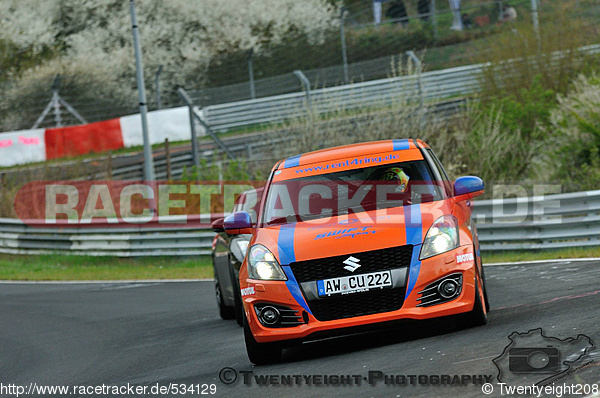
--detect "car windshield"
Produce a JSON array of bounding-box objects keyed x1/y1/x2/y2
[{"x1": 262, "y1": 160, "x2": 445, "y2": 226}]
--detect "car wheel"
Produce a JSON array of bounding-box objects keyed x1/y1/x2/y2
[
  {"x1": 481, "y1": 265, "x2": 491, "y2": 313},
  {"x1": 458, "y1": 282, "x2": 487, "y2": 328},
  {"x1": 244, "y1": 315, "x2": 283, "y2": 365},
  {"x1": 475, "y1": 245, "x2": 491, "y2": 313},
  {"x1": 215, "y1": 279, "x2": 235, "y2": 320}
]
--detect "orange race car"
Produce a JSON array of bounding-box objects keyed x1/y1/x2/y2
[{"x1": 222, "y1": 139, "x2": 489, "y2": 364}]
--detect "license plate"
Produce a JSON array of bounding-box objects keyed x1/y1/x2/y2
[{"x1": 317, "y1": 270, "x2": 392, "y2": 297}]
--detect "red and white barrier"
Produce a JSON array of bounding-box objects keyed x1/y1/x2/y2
[
  {"x1": 0, "y1": 106, "x2": 197, "y2": 168},
  {"x1": 0, "y1": 129, "x2": 47, "y2": 167},
  {"x1": 119, "y1": 106, "x2": 192, "y2": 147}
]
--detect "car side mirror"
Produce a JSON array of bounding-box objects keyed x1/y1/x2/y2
[
  {"x1": 454, "y1": 176, "x2": 484, "y2": 200},
  {"x1": 211, "y1": 218, "x2": 225, "y2": 233},
  {"x1": 223, "y1": 211, "x2": 254, "y2": 235}
]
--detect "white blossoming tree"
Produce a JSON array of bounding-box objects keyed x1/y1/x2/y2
[{"x1": 0, "y1": 0, "x2": 337, "y2": 130}]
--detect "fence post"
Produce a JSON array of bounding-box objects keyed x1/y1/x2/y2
[
  {"x1": 293, "y1": 70, "x2": 311, "y2": 104},
  {"x1": 106, "y1": 151, "x2": 112, "y2": 180},
  {"x1": 155, "y1": 65, "x2": 163, "y2": 110},
  {"x1": 177, "y1": 87, "x2": 234, "y2": 161},
  {"x1": 405, "y1": 51, "x2": 425, "y2": 129},
  {"x1": 51, "y1": 75, "x2": 63, "y2": 128},
  {"x1": 531, "y1": 0, "x2": 541, "y2": 52},
  {"x1": 129, "y1": 0, "x2": 156, "y2": 184},
  {"x1": 32, "y1": 74, "x2": 88, "y2": 129},
  {"x1": 177, "y1": 89, "x2": 201, "y2": 169},
  {"x1": 217, "y1": 160, "x2": 223, "y2": 184},
  {"x1": 248, "y1": 48, "x2": 256, "y2": 99},
  {"x1": 430, "y1": 0, "x2": 438, "y2": 42},
  {"x1": 165, "y1": 138, "x2": 172, "y2": 180},
  {"x1": 340, "y1": 7, "x2": 349, "y2": 84}
]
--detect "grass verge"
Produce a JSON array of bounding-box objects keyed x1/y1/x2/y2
[
  {"x1": 0, "y1": 254, "x2": 213, "y2": 281},
  {"x1": 482, "y1": 246, "x2": 600, "y2": 264},
  {"x1": 2, "y1": 246, "x2": 600, "y2": 281}
]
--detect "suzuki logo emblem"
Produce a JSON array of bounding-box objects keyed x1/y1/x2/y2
[{"x1": 343, "y1": 256, "x2": 361, "y2": 272}]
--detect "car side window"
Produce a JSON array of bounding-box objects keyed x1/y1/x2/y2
[
  {"x1": 241, "y1": 193, "x2": 259, "y2": 225},
  {"x1": 424, "y1": 148, "x2": 452, "y2": 197},
  {"x1": 427, "y1": 148, "x2": 451, "y2": 181}
]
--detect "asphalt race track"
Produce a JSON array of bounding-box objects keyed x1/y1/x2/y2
[{"x1": 1, "y1": 260, "x2": 599, "y2": 397}]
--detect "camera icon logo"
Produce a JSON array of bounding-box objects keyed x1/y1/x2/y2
[
  {"x1": 508, "y1": 347, "x2": 560, "y2": 374},
  {"x1": 493, "y1": 328, "x2": 596, "y2": 386}
]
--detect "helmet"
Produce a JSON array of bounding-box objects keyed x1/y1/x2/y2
[{"x1": 381, "y1": 167, "x2": 410, "y2": 193}]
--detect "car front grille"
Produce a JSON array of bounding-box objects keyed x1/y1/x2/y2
[
  {"x1": 289, "y1": 244, "x2": 414, "y2": 322},
  {"x1": 289, "y1": 244, "x2": 414, "y2": 283},
  {"x1": 307, "y1": 287, "x2": 407, "y2": 322}
]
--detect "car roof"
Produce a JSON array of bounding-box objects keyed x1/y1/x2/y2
[{"x1": 276, "y1": 139, "x2": 429, "y2": 170}]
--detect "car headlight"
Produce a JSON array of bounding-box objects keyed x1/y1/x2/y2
[
  {"x1": 419, "y1": 215, "x2": 459, "y2": 260},
  {"x1": 247, "y1": 245, "x2": 287, "y2": 281}
]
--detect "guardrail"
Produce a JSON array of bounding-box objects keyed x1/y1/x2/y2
[
  {"x1": 1, "y1": 189, "x2": 598, "y2": 256},
  {"x1": 473, "y1": 189, "x2": 600, "y2": 251},
  {"x1": 201, "y1": 63, "x2": 481, "y2": 133},
  {"x1": 0, "y1": 218, "x2": 215, "y2": 257},
  {"x1": 200, "y1": 44, "x2": 600, "y2": 133}
]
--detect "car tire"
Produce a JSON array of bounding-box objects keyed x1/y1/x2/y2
[
  {"x1": 481, "y1": 265, "x2": 491, "y2": 313},
  {"x1": 215, "y1": 279, "x2": 235, "y2": 320},
  {"x1": 458, "y1": 282, "x2": 487, "y2": 328},
  {"x1": 244, "y1": 315, "x2": 283, "y2": 365},
  {"x1": 474, "y1": 245, "x2": 491, "y2": 313}
]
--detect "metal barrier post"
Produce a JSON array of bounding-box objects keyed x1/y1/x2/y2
[
  {"x1": 340, "y1": 7, "x2": 350, "y2": 84},
  {"x1": 106, "y1": 151, "x2": 112, "y2": 180},
  {"x1": 177, "y1": 88, "x2": 201, "y2": 168},
  {"x1": 531, "y1": 0, "x2": 541, "y2": 52},
  {"x1": 32, "y1": 74, "x2": 88, "y2": 129},
  {"x1": 177, "y1": 88, "x2": 234, "y2": 161},
  {"x1": 431, "y1": 0, "x2": 438, "y2": 42},
  {"x1": 293, "y1": 70, "x2": 311, "y2": 104},
  {"x1": 165, "y1": 138, "x2": 172, "y2": 180},
  {"x1": 129, "y1": 0, "x2": 156, "y2": 183},
  {"x1": 248, "y1": 49, "x2": 256, "y2": 99},
  {"x1": 52, "y1": 76, "x2": 63, "y2": 128},
  {"x1": 405, "y1": 51, "x2": 425, "y2": 128},
  {"x1": 155, "y1": 65, "x2": 163, "y2": 110}
]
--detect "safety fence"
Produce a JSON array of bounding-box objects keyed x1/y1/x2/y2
[
  {"x1": 1, "y1": 189, "x2": 598, "y2": 256},
  {"x1": 199, "y1": 43, "x2": 600, "y2": 133},
  {"x1": 2, "y1": 43, "x2": 598, "y2": 172},
  {"x1": 104, "y1": 97, "x2": 467, "y2": 181}
]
